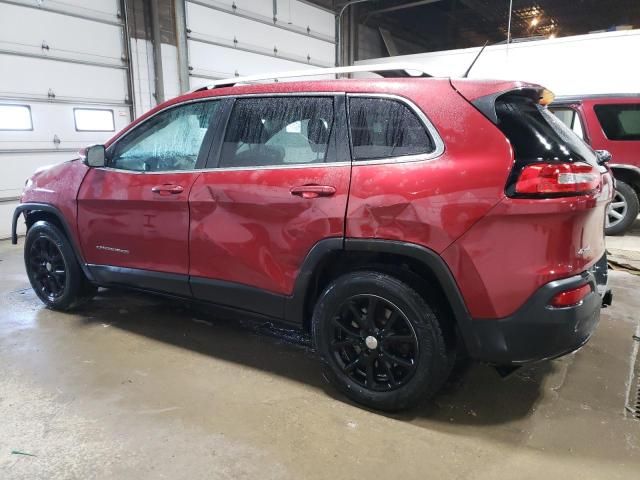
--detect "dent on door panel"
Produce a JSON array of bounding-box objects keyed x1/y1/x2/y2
[{"x1": 189, "y1": 166, "x2": 350, "y2": 296}]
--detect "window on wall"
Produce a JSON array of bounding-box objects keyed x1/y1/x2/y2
[
  {"x1": 594, "y1": 104, "x2": 640, "y2": 141},
  {"x1": 108, "y1": 101, "x2": 220, "y2": 172},
  {"x1": 348, "y1": 97, "x2": 434, "y2": 161},
  {"x1": 219, "y1": 97, "x2": 335, "y2": 168},
  {"x1": 0, "y1": 104, "x2": 32, "y2": 130},
  {"x1": 74, "y1": 108, "x2": 115, "y2": 132}
]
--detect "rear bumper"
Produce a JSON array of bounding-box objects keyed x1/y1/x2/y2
[{"x1": 467, "y1": 255, "x2": 609, "y2": 365}]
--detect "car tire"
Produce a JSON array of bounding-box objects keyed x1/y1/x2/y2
[
  {"x1": 606, "y1": 180, "x2": 639, "y2": 236},
  {"x1": 312, "y1": 271, "x2": 450, "y2": 412},
  {"x1": 24, "y1": 221, "x2": 96, "y2": 311}
]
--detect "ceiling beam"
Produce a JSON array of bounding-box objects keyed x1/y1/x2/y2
[{"x1": 366, "y1": 0, "x2": 443, "y2": 16}]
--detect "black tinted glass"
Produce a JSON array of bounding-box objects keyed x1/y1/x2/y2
[
  {"x1": 496, "y1": 96, "x2": 596, "y2": 165},
  {"x1": 348, "y1": 97, "x2": 434, "y2": 161},
  {"x1": 219, "y1": 97, "x2": 334, "y2": 168},
  {"x1": 594, "y1": 104, "x2": 640, "y2": 141}
]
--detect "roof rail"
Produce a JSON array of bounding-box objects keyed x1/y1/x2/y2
[{"x1": 191, "y1": 63, "x2": 432, "y2": 92}]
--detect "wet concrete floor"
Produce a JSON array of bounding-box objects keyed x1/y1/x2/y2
[{"x1": 1, "y1": 238, "x2": 639, "y2": 479}]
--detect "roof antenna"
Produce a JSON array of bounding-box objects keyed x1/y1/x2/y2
[{"x1": 462, "y1": 41, "x2": 488, "y2": 78}]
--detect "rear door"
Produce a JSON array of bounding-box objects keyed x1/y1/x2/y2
[
  {"x1": 188, "y1": 95, "x2": 351, "y2": 318},
  {"x1": 77, "y1": 99, "x2": 224, "y2": 292}
]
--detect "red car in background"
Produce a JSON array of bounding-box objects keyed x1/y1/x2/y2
[
  {"x1": 11, "y1": 67, "x2": 614, "y2": 411},
  {"x1": 551, "y1": 95, "x2": 640, "y2": 235}
]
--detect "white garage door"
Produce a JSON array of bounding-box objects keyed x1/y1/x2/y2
[
  {"x1": 186, "y1": 0, "x2": 335, "y2": 88},
  {"x1": 0, "y1": 0, "x2": 132, "y2": 236}
]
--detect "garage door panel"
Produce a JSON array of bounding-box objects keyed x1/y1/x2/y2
[
  {"x1": 0, "y1": 54, "x2": 128, "y2": 102},
  {"x1": 0, "y1": 102, "x2": 129, "y2": 150},
  {"x1": 0, "y1": 3, "x2": 124, "y2": 63},
  {"x1": 220, "y1": 0, "x2": 274, "y2": 18},
  {"x1": 12, "y1": 0, "x2": 122, "y2": 19},
  {"x1": 281, "y1": 0, "x2": 335, "y2": 38},
  {"x1": 187, "y1": 41, "x2": 323, "y2": 81},
  {"x1": 0, "y1": 151, "x2": 78, "y2": 199},
  {"x1": 187, "y1": 3, "x2": 334, "y2": 66}
]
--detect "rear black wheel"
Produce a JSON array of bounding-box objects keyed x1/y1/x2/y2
[
  {"x1": 24, "y1": 221, "x2": 96, "y2": 311},
  {"x1": 313, "y1": 271, "x2": 451, "y2": 411},
  {"x1": 329, "y1": 294, "x2": 420, "y2": 392}
]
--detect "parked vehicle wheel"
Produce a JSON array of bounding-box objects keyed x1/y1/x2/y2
[
  {"x1": 24, "y1": 221, "x2": 96, "y2": 311},
  {"x1": 605, "y1": 181, "x2": 639, "y2": 236},
  {"x1": 312, "y1": 271, "x2": 450, "y2": 411}
]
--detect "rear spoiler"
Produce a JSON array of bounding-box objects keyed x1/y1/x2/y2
[{"x1": 450, "y1": 79, "x2": 554, "y2": 123}]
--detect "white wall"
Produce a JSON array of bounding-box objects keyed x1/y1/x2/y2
[{"x1": 357, "y1": 29, "x2": 640, "y2": 96}]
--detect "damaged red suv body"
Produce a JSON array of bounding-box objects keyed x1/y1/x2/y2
[{"x1": 12, "y1": 71, "x2": 613, "y2": 411}]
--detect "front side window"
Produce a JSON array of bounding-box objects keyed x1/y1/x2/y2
[
  {"x1": 594, "y1": 104, "x2": 640, "y2": 141},
  {"x1": 348, "y1": 97, "x2": 434, "y2": 161},
  {"x1": 550, "y1": 107, "x2": 584, "y2": 139},
  {"x1": 219, "y1": 97, "x2": 334, "y2": 168},
  {"x1": 109, "y1": 101, "x2": 220, "y2": 172}
]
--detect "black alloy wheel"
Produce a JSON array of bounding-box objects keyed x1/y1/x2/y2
[
  {"x1": 24, "y1": 221, "x2": 97, "y2": 310},
  {"x1": 313, "y1": 271, "x2": 452, "y2": 411},
  {"x1": 331, "y1": 294, "x2": 419, "y2": 392},
  {"x1": 27, "y1": 236, "x2": 67, "y2": 302}
]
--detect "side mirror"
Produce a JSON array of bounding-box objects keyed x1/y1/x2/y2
[
  {"x1": 595, "y1": 149, "x2": 612, "y2": 165},
  {"x1": 85, "y1": 144, "x2": 106, "y2": 167}
]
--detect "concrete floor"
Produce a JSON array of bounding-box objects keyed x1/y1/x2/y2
[{"x1": 1, "y1": 238, "x2": 639, "y2": 479}]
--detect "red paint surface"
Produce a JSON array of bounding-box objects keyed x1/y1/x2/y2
[
  {"x1": 189, "y1": 165, "x2": 350, "y2": 294},
  {"x1": 77, "y1": 168, "x2": 200, "y2": 274},
  {"x1": 21, "y1": 158, "x2": 89, "y2": 257},
  {"x1": 442, "y1": 171, "x2": 613, "y2": 318},
  {"x1": 20, "y1": 77, "x2": 612, "y2": 321},
  {"x1": 346, "y1": 84, "x2": 514, "y2": 253}
]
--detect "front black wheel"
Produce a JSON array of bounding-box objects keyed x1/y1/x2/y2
[
  {"x1": 24, "y1": 221, "x2": 96, "y2": 311},
  {"x1": 312, "y1": 271, "x2": 451, "y2": 411}
]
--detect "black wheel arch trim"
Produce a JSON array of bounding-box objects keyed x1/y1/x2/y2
[
  {"x1": 285, "y1": 237, "x2": 475, "y2": 352},
  {"x1": 609, "y1": 164, "x2": 640, "y2": 189},
  {"x1": 341, "y1": 238, "x2": 476, "y2": 352},
  {"x1": 12, "y1": 202, "x2": 95, "y2": 282},
  {"x1": 285, "y1": 237, "x2": 344, "y2": 324}
]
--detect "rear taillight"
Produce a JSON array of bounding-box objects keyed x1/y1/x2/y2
[
  {"x1": 514, "y1": 162, "x2": 600, "y2": 196},
  {"x1": 549, "y1": 284, "x2": 592, "y2": 308}
]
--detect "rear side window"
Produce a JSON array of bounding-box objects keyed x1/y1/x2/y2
[
  {"x1": 219, "y1": 97, "x2": 334, "y2": 168},
  {"x1": 348, "y1": 97, "x2": 434, "y2": 161},
  {"x1": 594, "y1": 104, "x2": 640, "y2": 141}
]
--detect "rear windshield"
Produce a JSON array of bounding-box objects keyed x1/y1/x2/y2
[
  {"x1": 495, "y1": 95, "x2": 597, "y2": 166},
  {"x1": 594, "y1": 104, "x2": 640, "y2": 141}
]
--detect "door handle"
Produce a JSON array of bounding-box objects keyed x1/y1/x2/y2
[
  {"x1": 151, "y1": 184, "x2": 184, "y2": 195},
  {"x1": 290, "y1": 185, "x2": 336, "y2": 199}
]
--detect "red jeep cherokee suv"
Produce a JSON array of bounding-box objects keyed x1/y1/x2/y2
[
  {"x1": 11, "y1": 66, "x2": 613, "y2": 411},
  {"x1": 550, "y1": 94, "x2": 640, "y2": 235}
]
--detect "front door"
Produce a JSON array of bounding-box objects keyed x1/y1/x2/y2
[
  {"x1": 77, "y1": 99, "x2": 223, "y2": 293},
  {"x1": 188, "y1": 95, "x2": 351, "y2": 317}
]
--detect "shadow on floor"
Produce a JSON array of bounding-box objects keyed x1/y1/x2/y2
[{"x1": 71, "y1": 286, "x2": 550, "y2": 429}]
